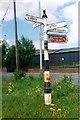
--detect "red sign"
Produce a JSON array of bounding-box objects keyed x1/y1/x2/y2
[{"x1": 48, "y1": 34, "x2": 68, "y2": 43}]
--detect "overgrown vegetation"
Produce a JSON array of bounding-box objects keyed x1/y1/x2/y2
[
  {"x1": 14, "y1": 70, "x2": 26, "y2": 80},
  {"x1": 2, "y1": 75, "x2": 79, "y2": 118}
]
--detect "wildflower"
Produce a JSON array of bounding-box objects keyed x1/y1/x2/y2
[
  {"x1": 36, "y1": 85, "x2": 39, "y2": 89},
  {"x1": 50, "y1": 108, "x2": 55, "y2": 113},
  {"x1": 41, "y1": 93, "x2": 43, "y2": 96},
  {"x1": 50, "y1": 103, "x2": 55, "y2": 107},
  {"x1": 50, "y1": 107, "x2": 53, "y2": 111},
  {"x1": 9, "y1": 82, "x2": 14, "y2": 88},
  {"x1": 21, "y1": 77, "x2": 24, "y2": 80},
  {"x1": 12, "y1": 84, "x2": 14, "y2": 87},
  {"x1": 8, "y1": 88, "x2": 12, "y2": 93},
  {"x1": 57, "y1": 108, "x2": 61, "y2": 112},
  {"x1": 9, "y1": 82, "x2": 12, "y2": 85}
]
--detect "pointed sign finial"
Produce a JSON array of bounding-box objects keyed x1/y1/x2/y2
[{"x1": 42, "y1": 10, "x2": 48, "y2": 18}]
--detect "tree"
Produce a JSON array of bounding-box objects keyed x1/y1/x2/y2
[
  {"x1": 2, "y1": 40, "x2": 9, "y2": 67},
  {"x1": 18, "y1": 36, "x2": 35, "y2": 68},
  {"x1": 5, "y1": 45, "x2": 16, "y2": 72},
  {"x1": 4, "y1": 36, "x2": 36, "y2": 71}
]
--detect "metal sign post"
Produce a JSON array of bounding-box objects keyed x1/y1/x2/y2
[
  {"x1": 42, "y1": 10, "x2": 51, "y2": 105},
  {"x1": 25, "y1": 10, "x2": 68, "y2": 105}
]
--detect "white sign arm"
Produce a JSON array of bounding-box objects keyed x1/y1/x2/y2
[{"x1": 25, "y1": 14, "x2": 44, "y2": 24}]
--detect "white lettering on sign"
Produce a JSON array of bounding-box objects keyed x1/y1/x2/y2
[{"x1": 48, "y1": 34, "x2": 68, "y2": 43}]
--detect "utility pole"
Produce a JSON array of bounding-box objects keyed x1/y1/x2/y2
[
  {"x1": 13, "y1": 0, "x2": 19, "y2": 71},
  {"x1": 39, "y1": 0, "x2": 42, "y2": 71}
]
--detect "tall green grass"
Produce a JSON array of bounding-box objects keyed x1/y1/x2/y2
[
  {"x1": 2, "y1": 75, "x2": 79, "y2": 118},
  {"x1": 0, "y1": 77, "x2": 2, "y2": 119}
]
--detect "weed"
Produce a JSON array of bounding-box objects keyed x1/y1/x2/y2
[{"x1": 14, "y1": 70, "x2": 26, "y2": 80}]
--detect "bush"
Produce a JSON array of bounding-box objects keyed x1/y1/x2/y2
[{"x1": 14, "y1": 70, "x2": 26, "y2": 80}]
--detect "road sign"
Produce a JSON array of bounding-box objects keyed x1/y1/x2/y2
[
  {"x1": 25, "y1": 14, "x2": 44, "y2": 24},
  {"x1": 46, "y1": 22, "x2": 67, "y2": 31},
  {"x1": 46, "y1": 27, "x2": 68, "y2": 33},
  {"x1": 33, "y1": 23, "x2": 41, "y2": 28},
  {"x1": 56, "y1": 22, "x2": 67, "y2": 28},
  {"x1": 48, "y1": 34, "x2": 68, "y2": 43},
  {"x1": 57, "y1": 27, "x2": 68, "y2": 33}
]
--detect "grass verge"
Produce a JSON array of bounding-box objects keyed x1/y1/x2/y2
[{"x1": 2, "y1": 75, "x2": 79, "y2": 118}]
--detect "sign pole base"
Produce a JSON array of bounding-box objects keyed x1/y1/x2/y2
[{"x1": 44, "y1": 93, "x2": 51, "y2": 105}]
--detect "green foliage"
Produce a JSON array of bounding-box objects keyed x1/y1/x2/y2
[
  {"x1": 2, "y1": 36, "x2": 36, "y2": 71},
  {"x1": 2, "y1": 40, "x2": 9, "y2": 67},
  {"x1": 5, "y1": 45, "x2": 16, "y2": 72},
  {"x1": 14, "y1": 70, "x2": 26, "y2": 80},
  {"x1": 2, "y1": 75, "x2": 79, "y2": 118},
  {"x1": 0, "y1": 45, "x2": 2, "y2": 67},
  {"x1": 52, "y1": 75, "x2": 74, "y2": 98},
  {"x1": 18, "y1": 36, "x2": 36, "y2": 68},
  {"x1": 52, "y1": 75, "x2": 78, "y2": 118}
]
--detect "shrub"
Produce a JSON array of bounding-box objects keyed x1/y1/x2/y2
[{"x1": 14, "y1": 70, "x2": 26, "y2": 80}]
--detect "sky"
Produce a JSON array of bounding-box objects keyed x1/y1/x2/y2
[{"x1": 0, "y1": 0, "x2": 79, "y2": 49}]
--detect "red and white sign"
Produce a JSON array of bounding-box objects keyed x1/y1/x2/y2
[{"x1": 48, "y1": 34, "x2": 68, "y2": 43}]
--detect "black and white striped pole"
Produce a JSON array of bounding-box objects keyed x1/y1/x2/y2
[
  {"x1": 42, "y1": 10, "x2": 51, "y2": 105},
  {"x1": 25, "y1": 9, "x2": 67, "y2": 105}
]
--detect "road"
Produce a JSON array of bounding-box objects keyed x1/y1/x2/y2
[
  {"x1": 1, "y1": 72, "x2": 79, "y2": 85},
  {"x1": 51, "y1": 73, "x2": 79, "y2": 85}
]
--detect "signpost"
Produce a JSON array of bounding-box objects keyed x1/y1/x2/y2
[
  {"x1": 25, "y1": 14, "x2": 44, "y2": 24},
  {"x1": 25, "y1": 10, "x2": 68, "y2": 105},
  {"x1": 56, "y1": 21, "x2": 67, "y2": 28},
  {"x1": 46, "y1": 22, "x2": 67, "y2": 31},
  {"x1": 56, "y1": 27, "x2": 68, "y2": 33},
  {"x1": 33, "y1": 23, "x2": 41, "y2": 28},
  {"x1": 48, "y1": 34, "x2": 68, "y2": 43}
]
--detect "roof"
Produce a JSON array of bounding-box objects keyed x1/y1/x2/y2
[{"x1": 35, "y1": 47, "x2": 80, "y2": 55}]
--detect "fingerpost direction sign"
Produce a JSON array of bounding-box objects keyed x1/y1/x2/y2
[{"x1": 48, "y1": 34, "x2": 68, "y2": 43}]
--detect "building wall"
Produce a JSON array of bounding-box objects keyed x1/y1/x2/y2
[
  {"x1": 32, "y1": 51, "x2": 79, "y2": 67},
  {"x1": 49, "y1": 51, "x2": 79, "y2": 66}
]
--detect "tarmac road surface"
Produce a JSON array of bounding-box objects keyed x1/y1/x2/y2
[
  {"x1": 51, "y1": 73, "x2": 79, "y2": 85},
  {"x1": 1, "y1": 72, "x2": 80, "y2": 85}
]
